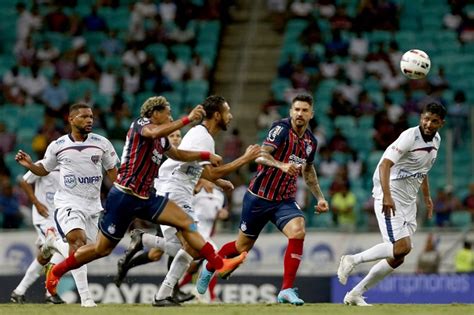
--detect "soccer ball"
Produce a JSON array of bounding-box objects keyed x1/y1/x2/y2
[{"x1": 400, "y1": 49, "x2": 431, "y2": 79}]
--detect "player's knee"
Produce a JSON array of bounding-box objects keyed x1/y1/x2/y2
[
  {"x1": 394, "y1": 245, "x2": 411, "y2": 258},
  {"x1": 148, "y1": 249, "x2": 164, "y2": 261},
  {"x1": 286, "y1": 226, "x2": 305, "y2": 239}
]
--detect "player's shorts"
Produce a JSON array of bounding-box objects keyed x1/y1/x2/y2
[
  {"x1": 374, "y1": 198, "x2": 417, "y2": 243},
  {"x1": 54, "y1": 206, "x2": 99, "y2": 243},
  {"x1": 99, "y1": 186, "x2": 169, "y2": 242},
  {"x1": 239, "y1": 191, "x2": 304, "y2": 239},
  {"x1": 160, "y1": 191, "x2": 195, "y2": 246}
]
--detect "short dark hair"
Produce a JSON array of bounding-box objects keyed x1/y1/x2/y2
[
  {"x1": 69, "y1": 102, "x2": 91, "y2": 115},
  {"x1": 292, "y1": 94, "x2": 313, "y2": 107},
  {"x1": 202, "y1": 95, "x2": 226, "y2": 119},
  {"x1": 422, "y1": 102, "x2": 447, "y2": 120}
]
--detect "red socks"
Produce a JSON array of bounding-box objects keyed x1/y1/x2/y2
[
  {"x1": 179, "y1": 272, "x2": 193, "y2": 287},
  {"x1": 199, "y1": 242, "x2": 223, "y2": 270},
  {"x1": 206, "y1": 240, "x2": 239, "y2": 271},
  {"x1": 281, "y1": 238, "x2": 304, "y2": 290},
  {"x1": 52, "y1": 254, "x2": 80, "y2": 278}
]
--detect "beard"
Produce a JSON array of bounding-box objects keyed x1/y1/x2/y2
[
  {"x1": 218, "y1": 118, "x2": 228, "y2": 131},
  {"x1": 76, "y1": 125, "x2": 92, "y2": 135}
]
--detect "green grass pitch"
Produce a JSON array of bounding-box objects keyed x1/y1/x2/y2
[{"x1": 1, "y1": 303, "x2": 473, "y2": 315}]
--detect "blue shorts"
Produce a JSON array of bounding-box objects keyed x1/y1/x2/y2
[
  {"x1": 239, "y1": 191, "x2": 304, "y2": 239},
  {"x1": 99, "y1": 186, "x2": 168, "y2": 242}
]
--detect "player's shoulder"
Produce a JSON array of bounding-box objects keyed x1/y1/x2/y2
[
  {"x1": 88, "y1": 133, "x2": 113, "y2": 146},
  {"x1": 304, "y1": 128, "x2": 318, "y2": 144},
  {"x1": 270, "y1": 117, "x2": 291, "y2": 129},
  {"x1": 49, "y1": 134, "x2": 68, "y2": 148}
]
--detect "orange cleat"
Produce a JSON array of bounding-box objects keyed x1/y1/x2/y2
[
  {"x1": 216, "y1": 251, "x2": 248, "y2": 280},
  {"x1": 45, "y1": 263, "x2": 60, "y2": 296}
]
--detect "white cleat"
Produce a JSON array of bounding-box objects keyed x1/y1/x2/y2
[
  {"x1": 337, "y1": 255, "x2": 355, "y2": 285},
  {"x1": 41, "y1": 228, "x2": 58, "y2": 259},
  {"x1": 81, "y1": 298, "x2": 97, "y2": 307},
  {"x1": 343, "y1": 291, "x2": 372, "y2": 306}
]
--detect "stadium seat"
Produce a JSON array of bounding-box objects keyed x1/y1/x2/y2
[{"x1": 450, "y1": 211, "x2": 472, "y2": 229}]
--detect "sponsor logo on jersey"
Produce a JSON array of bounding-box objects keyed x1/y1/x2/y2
[
  {"x1": 90, "y1": 135, "x2": 101, "y2": 141},
  {"x1": 289, "y1": 154, "x2": 306, "y2": 166},
  {"x1": 305, "y1": 143, "x2": 312, "y2": 156},
  {"x1": 240, "y1": 221, "x2": 247, "y2": 232},
  {"x1": 64, "y1": 175, "x2": 77, "y2": 188},
  {"x1": 108, "y1": 224, "x2": 116, "y2": 235},
  {"x1": 56, "y1": 139, "x2": 65, "y2": 145},
  {"x1": 46, "y1": 192, "x2": 55, "y2": 202},
  {"x1": 91, "y1": 155, "x2": 100, "y2": 164},
  {"x1": 77, "y1": 175, "x2": 102, "y2": 184},
  {"x1": 151, "y1": 149, "x2": 164, "y2": 165}
]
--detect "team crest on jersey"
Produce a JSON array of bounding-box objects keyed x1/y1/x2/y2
[
  {"x1": 240, "y1": 221, "x2": 247, "y2": 232},
  {"x1": 91, "y1": 155, "x2": 100, "y2": 164},
  {"x1": 305, "y1": 143, "x2": 312, "y2": 156},
  {"x1": 64, "y1": 175, "x2": 77, "y2": 188},
  {"x1": 268, "y1": 126, "x2": 283, "y2": 142},
  {"x1": 107, "y1": 224, "x2": 116, "y2": 235}
]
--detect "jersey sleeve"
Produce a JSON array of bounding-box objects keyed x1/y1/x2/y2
[
  {"x1": 22, "y1": 170, "x2": 38, "y2": 184},
  {"x1": 102, "y1": 139, "x2": 120, "y2": 170},
  {"x1": 306, "y1": 136, "x2": 318, "y2": 164},
  {"x1": 41, "y1": 141, "x2": 59, "y2": 172},
  {"x1": 383, "y1": 129, "x2": 414, "y2": 164},
  {"x1": 263, "y1": 122, "x2": 289, "y2": 150}
]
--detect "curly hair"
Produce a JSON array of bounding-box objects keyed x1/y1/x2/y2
[{"x1": 140, "y1": 96, "x2": 170, "y2": 118}]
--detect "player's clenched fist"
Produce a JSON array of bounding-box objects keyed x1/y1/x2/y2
[{"x1": 188, "y1": 104, "x2": 206, "y2": 122}]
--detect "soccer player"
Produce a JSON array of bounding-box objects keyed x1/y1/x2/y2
[
  {"x1": 196, "y1": 93, "x2": 329, "y2": 305},
  {"x1": 15, "y1": 103, "x2": 119, "y2": 307},
  {"x1": 142, "y1": 95, "x2": 260, "y2": 306},
  {"x1": 337, "y1": 102, "x2": 446, "y2": 306},
  {"x1": 10, "y1": 166, "x2": 65, "y2": 304},
  {"x1": 32, "y1": 96, "x2": 240, "y2": 306}
]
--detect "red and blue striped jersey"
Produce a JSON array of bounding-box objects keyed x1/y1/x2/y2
[
  {"x1": 249, "y1": 118, "x2": 317, "y2": 201},
  {"x1": 116, "y1": 117, "x2": 170, "y2": 198}
]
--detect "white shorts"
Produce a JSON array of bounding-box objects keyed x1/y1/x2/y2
[
  {"x1": 161, "y1": 191, "x2": 197, "y2": 245},
  {"x1": 54, "y1": 206, "x2": 100, "y2": 243},
  {"x1": 374, "y1": 198, "x2": 417, "y2": 243}
]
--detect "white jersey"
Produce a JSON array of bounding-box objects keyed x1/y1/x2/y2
[
  {"x1": 372, "y1": 126, "x2": 441, "y2": 207},
  {"x1": 193, "y1": 188, "x2": 225, "y2": 240},
  {"x1": 156, "y1": 125, "x2": 213, "y2": 202},
  {"x1": 42, "y1": 133, "x2": 119, "y2": 213},
  {"x1": 23, "y1": 166, "x2": 59, "y2": 226}
]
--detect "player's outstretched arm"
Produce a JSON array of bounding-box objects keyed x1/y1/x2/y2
[
  {"x1": 302, "y1": 163, "x2": 328, "y2": 214},
  {"x1": 15, "y1": 150, "x2": 49, "y2": 176},
  {"x1": 201, "y1": 144, "x2": 260, "y2": 181},
  {"x1": 166, "y1": 146, "x2": 222, "y2": 166},
  {"x1": 255, "y1": 145, "x2": 301, "y2": 176}
]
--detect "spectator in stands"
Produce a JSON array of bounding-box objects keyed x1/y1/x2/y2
[
  {"x1": 19, "y1": 64, "x2": 48, "y2": 103},
  {"x1": 318, "y1": 147, "x2": 340, "y2": 178},
  {"x1": 223, "y1": 128, "x2": 243, "y2": 163},
  {"x1": 454, "y1": 241, "x2": 474, "y2": 273},
  {"x1": 45, "y1": 5, "x2": 70, "y2": 33},
  {"x1": 416, "y1": 233, "x2": 440, "y2": 274},
  {"x1": 354, "y1": 90, "x2": 378, "y2": 116},
  {"x1": 331, "y1": 181, "x2": 356, "y2": 230},
  {"x1": 55, "y1": 50, "x2": 78, "y2": 80},
  {"x1": 348, "y1": 31, "x2": 368, "y2": 59},
  {"x1": 159, "y1": 0, "x2": 177, "y2": 23},
  {"x1": 428, "y1": 66, "x2": 449, "y2": 92},
  {"x1": 122, "y1": 66, "x2": 141, "y2": 94},
  {"x1": 99, "y1": 66, "x2": 117, "y2": 96},
  {"x1": 443, "y1": 3, "x2": 463, "y2": 31},
  {"x1": 347, "y1": 150, "x2": 363, "y2": 180},
  {"x1": 329, "y1": 90, "x2": 352, "y2": 117},
  {"x1": 325, "y1": 29, "x2": 349, "y2": 57},
  {"x1": 162, "y1": 52, "x2": 187, "y2": 82},
  {"x1": 122, "y1": 43, "x2": 147, "y2": 68},
  {"x1": 345, "y1": 55, "x2": 365, "y2": 83},
  {"x1": 327, "y1": 128, "x2": 351, "y2": 153},
  {"x1": 0, "y1": 123, "x2": 16, "y2": 156},
  {"x1": 2, "y1": 66, "x2": 25, "y2": 105},
  {"x1": 15, "y1": 36, "x2": 36, "y2": 67},
  {"x1": 373, "y1": 110, "x2": 396, "y2": 150},
  {"x1": 41, "y1": 74, "x2": 69, "y2": 118},
  {"x1": 168, "y1": 19, "x2": 196, "y2": 45},
  {"x1": 77, "y1": 54, "x2": 101, "y2": 81},
  {"x1": 15, "y1": 2, "x2": 41, "y2": 46},
  {"x1": 319, "y1": 52, "x2": 340, "y2": 79},
  {"x1": 36, "y1": 40, "x2": 60, "y2": 65},
  {"x1": 291, "y1": 63, "x2": 311, "y2": 91},
  {"x1": 100, "y1": 30, "x2": 124, "y2": 57},
  {"x1": 330, "y1": 5, "x2": 352, "y2": 30},
  {"x1": 463, "y1": 183, "x2": 474, "y2": 217},
  {"x1": 448, "y1": 90, "x2": 469, "y2": 148},
  {"x1": 136, "y1": 0, "x2": 158, "y2": 19},
  {"x1": 83, "y1": 5, "x2": 107, "y2": 32},
  {"x1": 256, "y1": 102, "x2": 281, "y2": 131},
  {"x1": 189, "y1": 54, "x2": 209, "y2": 80},
  {"x1": 300, "y1": 20, "x2": 322, "y2": 46},
  {"x1": 266, "y1": 0, "x2": 287, "y2": 32},
  {"x1": 433, "y1": 186, "x2": 461, "y2": 227},
  {"x1": 337, "y1": 78, "x2": 361, "y2": 106},
  {"x1": 0, "y1": 180, "x2": 23, "y2": 229},
  {"x1": 290, "y1": 0, "x2": 313, "y2": 19}
]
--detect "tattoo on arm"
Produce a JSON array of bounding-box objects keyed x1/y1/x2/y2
[{"x1": 303, "y1": 164, "x2": 325, "y2": 200}]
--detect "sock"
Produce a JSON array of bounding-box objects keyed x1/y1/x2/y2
[
  {"x1": 281, "y1": 238, "x2": 304, "y2": 290},
  {"x1": 352, "y1": 259, "x2": 394, "y2": 295},
  {"x1": 155, "y1": 249, "x2": 193, "y2": 300},
  {"x1": 53, "y1": 239, "x2": 70, "y2": 258},
  {"x1": 142, "y1": 233, "x2": 166, "y2": 251},
  {"x1": 167, "y1": 256, "x2": 174, "y2": 271},
  {"x1": 14, "y1": 259, "x2": 43, "y2": 295},
  {"x1": 352, "y1": 243, "x2": 394, "y2": 265},
  {"x1": 52, "y1": 254, "x2": 80, "y2": 278},
  {"x1": 179, "y1": 272, "x2": 193, "y2": 287},
  {"x1": 71, "y1": 265, "x2": 92, "y2": 302},
  {"x1": 50, "y1": 252, "x2": 64, "y2": 265},
  {"x1": 206, "y1": 241, "x2": 239, "y2": 271},
  {"x1": 127, "y1": 252, "x2": 153, "y2": 269},
  {"x1": 209, "y1": 275, "x2": 217, "y2": 301},
  {"x1": 199, "y1": 242, "x2": 223, "y2": 270}
]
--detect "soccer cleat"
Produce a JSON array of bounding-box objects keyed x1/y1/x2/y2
[
  {"x1": 81, "y1": 298, "x2": 97, "y2": 307},
  {"x1": 337, "y1": 255, "x2": 356, "y2": 285},
  {"x1": 44, "y1": 263, "x2": 59, "y2": 296},
  {"x1": 41, "y1": 228, "x2": 57, "y2": 259},
  {"x1": 343, "y1": 291, "x2": 372, "y2": 306},
  {"x1": 113, "y1": 257, "x2": 129, "y2": 287},
  {"x1": 10, "y1": 292, "x2": 25, "y2": 304},
  {"x1": 152, "y1": 296, "x2": 181, "y2": 307},
  {"x1": 172, "y1": 286, "x2": 195, "y2": 303},
  {"x1": 216, "y1": 251, "x2": 248, "y2": 280},
  {"x1": 277, "y1": 288, "x2": 304, "y2": 306},
  {"x1": 45, "y1": 294, "x2": 65, "y2": 304},
  {"x1": 123, "y1": 229, "x2": 144, "y2": 264},
  {"x1": 196, "y1": 264, "x2": 214, "y2": 294}
]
